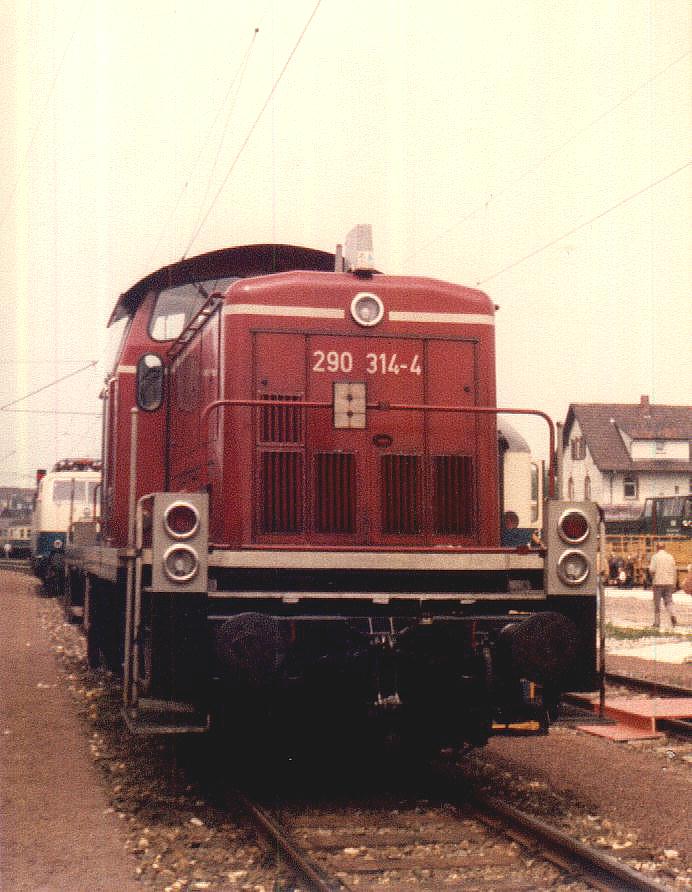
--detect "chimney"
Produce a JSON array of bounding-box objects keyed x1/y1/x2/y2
[{"x1": 639, "y1": 394, "x2": 650, "y2": 415}]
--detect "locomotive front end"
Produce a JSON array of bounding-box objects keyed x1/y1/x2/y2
[
  {"x1": 85, "y1": 230, "x2": 598, "y2": 745},
  {"x1": 159, "y1": 231, "x2": 596, "y2": 745}
]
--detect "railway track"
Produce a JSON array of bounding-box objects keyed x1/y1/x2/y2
[
  {"x1": 561, "y1": 672, "x2": 692, "y2": 739},
  {"x1": 562, "y1": 672, "x2": 692, "y2": 740},
  {"x1": 0, "y1": 558, "x2": 32, "y2": 575},
  {"x1": 604, "y1": 671, "x2": 691, "y2": 699},
  {"x1": 235, "y1": 773, "x2": 671, "y2": 892},
  {"x1": 604, "y1": 671, "x2": 692, "y2": 739}
]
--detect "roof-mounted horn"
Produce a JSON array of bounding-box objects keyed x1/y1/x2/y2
[{"x1": 343, "y1": 224, "x2": 375, "y2": 276}]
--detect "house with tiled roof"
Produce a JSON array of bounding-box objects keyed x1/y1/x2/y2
[{"x1": 561, "y1": 395, "x2": 692, "y2": 520}]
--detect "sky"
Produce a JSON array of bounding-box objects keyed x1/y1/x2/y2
[{"x1": 1, "y1": 0, "x2": 690, "y2": 487}]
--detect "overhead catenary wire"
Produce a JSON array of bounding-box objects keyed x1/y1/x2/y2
[
  {"x1": 181, "y1": 0, "x2": 323, "y2": 259},
  {"x1": 188, "y1": 31, "x2": 259, "y2": 253},
  {"x1": 414, "y1": 48, "x2": 691, "y2": 262},
  {"x1": 144, "y1": 26, "x2": 261, "y2": 271},
  {"x1": 476, "y1": 160, "x2": 691, "y2": 285},
  {"x1": 0, "y1": 0, "x2": 88, "y2": 234},
  {"x1": 0, "y1": 361, "x2": 98, "y2": 412}
]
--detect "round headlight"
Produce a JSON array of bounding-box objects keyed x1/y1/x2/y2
[
  {"x1": 164, "y1": 501, "x2": 200, "y2": 539},
  {"x1": 351, "y1": 292, "x2": 384, "y2": 327},
  {"x1": 557, "y1": 549, "x2": 590, "y2": 586},
  {"x1": 558, "y1": 509, "x2": 589, "y2": 544},
  {"x1": 162, "y1": 545, "x2": 199, "y2": 583}
]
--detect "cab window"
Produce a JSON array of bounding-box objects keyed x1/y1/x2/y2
[
  {"x1": 150, "y1": 284, "x2": 207, "y2": 341},
  {"x1": 149, "y1": 277, "x2": 239, "y2": 341},
  {"x1": 53, "y1": 481, "x2": 85, "y2": 502}
]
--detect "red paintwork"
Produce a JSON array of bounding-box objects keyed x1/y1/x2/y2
[
  {"x1": 102, "y1": 256, "x2": 502, "y2": 550},
  {"x1": 102, "y1": 290, "x2": 167, "y2": 546}
]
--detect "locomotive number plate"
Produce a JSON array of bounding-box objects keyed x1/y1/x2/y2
[{"x1": 312, "y1": 350, "x2": 422, "y2": 376}]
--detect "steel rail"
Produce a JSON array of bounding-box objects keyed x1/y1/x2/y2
[
  {"x1": 238, "y1": 775, "x2": 671, "y2": 892},
  {"x1": 234, "y1": 792, "x2": 346, "y2": 892},
  {"x1": 430, "y1": 762, "x2": 673, "y2": 892},
  {"x1": 468, "y1": 790, "x2": 673, "y2": 892},
  {"x1": 604, "y1": 671, "x2": 691, "y2": 699},
  {"x1": 659, "y1": 717, "x2": 692, "y2": 738},
  {"x1": 602, "y1": 672, "x2": 692, "y2": 740},
  {"x1": 0, "y1": 559, "x2": 32, "y2": 574}
]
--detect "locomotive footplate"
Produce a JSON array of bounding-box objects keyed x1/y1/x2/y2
[{"x1": 123, "y1": 698, "x2": 210, "y2": 735}]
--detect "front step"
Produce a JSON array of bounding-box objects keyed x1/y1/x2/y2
[{"x1": 122, "y1": 698, "x2": 210, "y2": 734}]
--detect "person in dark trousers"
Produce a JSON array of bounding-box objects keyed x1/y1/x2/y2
[
  {"x1": 608, "y1": 552, "x2": 619, "y2": 585},
  {"x1": 648, "y1": 541, "x2": 678, "y2": 629}
]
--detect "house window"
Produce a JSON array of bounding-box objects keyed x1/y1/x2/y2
[
  {"x1": 568, "y1": 476, "x2": 575, "y2": 500},
  {"x1": 655, "y1": 440, "x2": 665, "y2": 454},
  {"x1": 570, "y1": 437, "x2": 586, "y2": 460},
  {"x1": 623, "y1": 475, "x2": 638, "y2": 499},
  {"x1": 584, "y1": 476, "x2": 591, "y2": 500}
]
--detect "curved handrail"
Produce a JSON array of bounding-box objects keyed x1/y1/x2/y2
[{"x1": 201, "y1": 399, "x2": 556, "y2": 497}]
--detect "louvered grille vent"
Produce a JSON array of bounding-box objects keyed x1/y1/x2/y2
[
  {"x1": 260, "y1": 451, "x2": 303, "y2": 533},
  {"x1": 434, "y1": 454, "x2": 474, "y2": 535},
  {"x1": 315, "y1": 452, "x2": 356, "y2": 533},
  {"x1": 381, "y1": 454, "x2": 422, "y2": 534},
  {"x1": 258, "y1": 394, "x2": 303, "y2": 443}
]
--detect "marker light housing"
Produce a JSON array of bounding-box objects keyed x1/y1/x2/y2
[
  {"x1": 558, "y1": 509, "x2": 590, "y2": 544},
  {"x1": 557, "y1": 549, "x2": 590, "y2": 586},
  {"x1": 351, "y1": 292, "x2": 384, "y2": 327},
  {"x1": 543, "y1": 499, "x2": 599, "y2": 596},
  {"x1": 164, "y1": 501, "x2": 200, "y2": 539},
  {"x1": 151, "y1": 492, "x2": 208, "y2": 593},
  {"x1": 163, "y1": 544, "x2": 199, "y2": 584}
]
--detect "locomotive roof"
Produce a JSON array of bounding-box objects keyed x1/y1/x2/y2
[{"x1": 109, "y1": 243, "x2": 336, "y2": 325}]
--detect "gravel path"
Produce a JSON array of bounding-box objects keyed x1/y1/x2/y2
[{"x1": 0, "y1": 573, "x2": 141, "y2": 892}]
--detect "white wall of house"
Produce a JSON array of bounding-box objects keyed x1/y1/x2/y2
[
  {"x1": 630, "y1": 439, "x2": 689, "y2": 461},
  {"x1": 562, "y1": 419, "x2": 606, "y2": 501},
  {"x1": 594, "y1": 470, "x2": 689, "y2": 504},
  {"x1": 633, "y1": 472, "x2": 690, "y2": 499}
]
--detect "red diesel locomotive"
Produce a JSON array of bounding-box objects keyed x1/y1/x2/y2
[{"x1": 63, "y1": 227, "x2": 599, "y2": 746}]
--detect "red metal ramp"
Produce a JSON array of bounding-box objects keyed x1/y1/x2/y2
[{"x1": 573, "y1": 695, "x2": 692, "y2": 741}]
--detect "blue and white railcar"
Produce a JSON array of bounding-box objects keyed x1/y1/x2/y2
[
  {"x1": 499, "y1": 422, "x2": 543, "y2": 536},
  {"x1": 31, "y1": 459, "x2": 101, "y2": 579}
]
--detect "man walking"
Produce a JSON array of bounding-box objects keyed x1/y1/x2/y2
[{"x1": 648, "y1": 541, "x2": 678, "y2": 629}]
